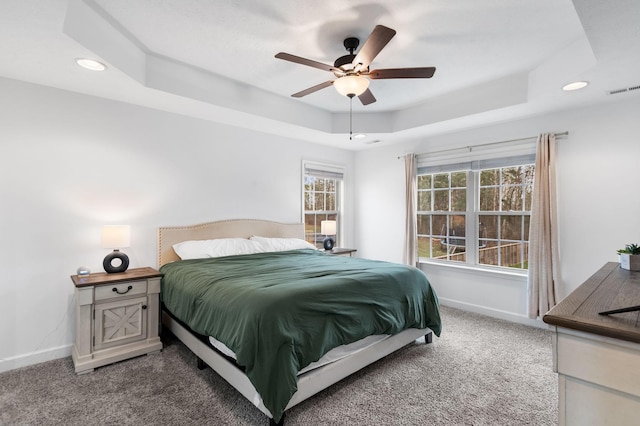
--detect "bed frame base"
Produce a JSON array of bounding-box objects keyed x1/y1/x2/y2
[
  {"x1": 163, "y1": 309, "x2": 432, "y2": 423},
  {"x1": 196, "y1": 357, "x2": 206, "y2": 370},
  {"x1": 425, "y1": 331, "x2": 433, "y2": 344}
]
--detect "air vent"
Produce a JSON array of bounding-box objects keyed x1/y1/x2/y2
[{"x1": 608, "y1": 84, "x2": 640, "y2": 95}]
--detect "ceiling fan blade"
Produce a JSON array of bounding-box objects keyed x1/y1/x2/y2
[
  {"x1": 275, "y1": 52, "x2": 338, "y2": 73},
  {"x1": 358, "y1": 88, "x2": 376, "y2": 105},
  {"x1": 291, "y1": 81, "x2": 334, "y2": 98},
  {"x1": 368, "y1": 67, "x2": 436, "y2": 79},
  {"x1": 353, "y1": 25, "x2": 396, "y2": 71}
]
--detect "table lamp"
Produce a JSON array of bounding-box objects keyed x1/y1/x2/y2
[
  {"x1": 101, "y1": 225, "x2": 130, "y2": 273},
  {"x1": 321, "y1": 220, "x2": 336, "y2": 251}
]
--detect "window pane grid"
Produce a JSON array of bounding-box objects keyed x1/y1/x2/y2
[
  {"x1": 417, "y1": 170, "x2": 467, "y2": 262},
  {"x1": 477, "y1": 164, "x2": 532, "y2": 269},
  {"x1": 418, "y1": 163, "x2": 533, "y2": 270},
  {"x1": 304, "y1": 175, "x2": 340, "y2": 248}
]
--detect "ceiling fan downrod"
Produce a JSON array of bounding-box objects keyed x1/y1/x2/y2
[{"x1": 334, "y1": 37, "x2": 360, "y2": 72}]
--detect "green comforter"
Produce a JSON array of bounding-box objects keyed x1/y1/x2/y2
[{"x1": 160, "y1": 249, "x2": 441, "y2": 422}]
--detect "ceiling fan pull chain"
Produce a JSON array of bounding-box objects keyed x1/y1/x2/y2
[{"x1": 349, "y1": 96, "x2": 353, "y2": 140}]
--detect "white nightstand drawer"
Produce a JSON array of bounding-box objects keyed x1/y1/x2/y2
[{"x1": 95, "y1": 280, "x2": 147, "y2": 301}]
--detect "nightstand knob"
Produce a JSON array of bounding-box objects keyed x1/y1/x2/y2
[
  {"x1": 142, "y1": 305, "x2": 147, "y2": 310},
  {"x1": 112, "y1": 285, "x2": 133, "y2": 295}
]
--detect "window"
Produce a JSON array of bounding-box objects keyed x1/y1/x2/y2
[
  {"x1": 303, "y1": 162, "x2": 344, "y2": 249},
  {"x1": 417, "y1": 154, "x2": 534, "y2": 270},
  {"x1": 417, "y1": 171, "x2": 468, "y2": 262},
  {"x1": 478, "y1": 164, "x2": 534, "y2": 269}
]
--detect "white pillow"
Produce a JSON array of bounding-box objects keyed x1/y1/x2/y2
[
  {"x1": 250, "y1": 236, "x2": 316, "y2": 252},
  {"x1": 173, "y1": 238, "x2": 264, "y2": 260}
]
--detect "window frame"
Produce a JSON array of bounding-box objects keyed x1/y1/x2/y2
[
  {"x1": 477, "y1": 164, "x2": 534, "y2": 270},
  {"x1": 416, "y1": 153, "x2": 535, "y2": 273},
  {"x1": 302, "y1": 161, "x2": 345, "y2": 249}
]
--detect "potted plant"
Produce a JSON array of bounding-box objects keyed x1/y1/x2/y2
[{"x1": 617, "y1": 243, "x2": 640, "y2": 271}]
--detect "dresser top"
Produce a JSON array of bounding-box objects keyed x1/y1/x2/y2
[
  {"x1": 71, "y1": 267, "x2": 161, "y2": 287},
  {"x1": 543, "y1": 262, "x2": 640, "y2": 344}
]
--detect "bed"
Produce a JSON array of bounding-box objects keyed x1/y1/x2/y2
[{"x1": 157, "y1": 219, "x2": 441, "y2": 425}]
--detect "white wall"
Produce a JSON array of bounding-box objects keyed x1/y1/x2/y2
[
  {"x1": 0, "y1": 77, "x2": 355, "y2": 372},
  {"x1": 355, "y1": 95, "x2": 640, "y2": 324},
  {"x1": 3, "y1": 74, "x2": 639, "y2": 372}
]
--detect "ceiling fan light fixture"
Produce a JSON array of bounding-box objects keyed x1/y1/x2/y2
[{"x1": 333, "y1": 75, "x2": 369, "y2": 97}]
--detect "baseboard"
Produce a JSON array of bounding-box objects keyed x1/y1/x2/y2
[
  {"x1": 0, "y1": 344, "x2": 72, "y2": 374},
  {"x1": 438, "y1": 298, "x2": 551, "y2": 330}
]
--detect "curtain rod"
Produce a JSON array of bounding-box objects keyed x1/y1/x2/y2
[{"x1": 398, "y1": 131, "x2": 568, "y2": 159}]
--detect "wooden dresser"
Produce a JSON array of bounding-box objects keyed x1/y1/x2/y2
[{"x1": 543, "y1": 262, "x2": 640, "y2": 425}]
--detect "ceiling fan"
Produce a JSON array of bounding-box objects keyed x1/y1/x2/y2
[{"x1": 275, "y1": 25, "x2": 436, "y2": 105}]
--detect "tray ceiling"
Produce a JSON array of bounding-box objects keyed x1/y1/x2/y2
[{"x1": 1, "y1": 0, "x2": 639, "y2": 149}]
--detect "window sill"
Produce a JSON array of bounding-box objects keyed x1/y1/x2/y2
[{"x1": 418, "y1": 259, "x2": 528, "y2": 279}]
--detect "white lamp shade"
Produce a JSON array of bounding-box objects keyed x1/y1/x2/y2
[
  {"x1": 101, "y1": 225, "x2": 130, "y2": 249},
  {"x1": 333, "y1": 75, "x2": 369, "y2": 97},
  {"x1": 321, "y1": 220, "x2": 337, "y2": 236}
]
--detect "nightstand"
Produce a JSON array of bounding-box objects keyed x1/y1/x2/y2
[
  {"x1": 326, "y1": 248, "x2": 357, "y2": 257},
  {"x1": 71, "y1": 267, "x2": 163, "y2": 374}
]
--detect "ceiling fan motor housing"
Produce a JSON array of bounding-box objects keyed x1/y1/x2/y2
[
  {"x1": 334, "y1": 54, "x2": 356, "y2": 71},
  {"x1": 334, "y1": 37, "x2": 361, "y2": 73}
]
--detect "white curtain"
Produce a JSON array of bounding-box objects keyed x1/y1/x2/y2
[
  {"x1": 528, "y1": 133, "x2": 560, "y2": 318},
  {"x1": 403, "y1": 153, "x2": 418, "y2": 266}
]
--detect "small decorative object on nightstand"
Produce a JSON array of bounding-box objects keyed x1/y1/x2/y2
[
  {"x1": 321, "y1": 220, "x2": 336, "y2": 250},
  {"x1": 76, "y1": 266, "x2": 91, "y2": 276},
  {"x1": 71, "y1": 267, "x2": 163, "y2": 374},
  {"x1": 327, "y1": 248, "x2": 357, "y2": 257}
]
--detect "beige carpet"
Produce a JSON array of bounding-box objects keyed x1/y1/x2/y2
[{"x1": 0, "y1": 306, "x2": 557, "y2": 425}]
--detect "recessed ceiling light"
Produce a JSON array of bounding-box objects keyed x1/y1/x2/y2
[
  {"x1": 353, "y1": 133, "x2": 367, "y2": 139},
  {"x1": 562, "y1": 81, "x2": 588, "y2": 91},
  {"x1": 75, "y1": 58, "x2": 107, "y2": 71}
]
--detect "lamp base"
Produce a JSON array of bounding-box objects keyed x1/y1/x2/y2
[
  {"x1": 323, "y1": 237, "x2": 335, "y2": 251},
  {"x1": 103, "y1": 249, "x2": 129, "y2": 273}
]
